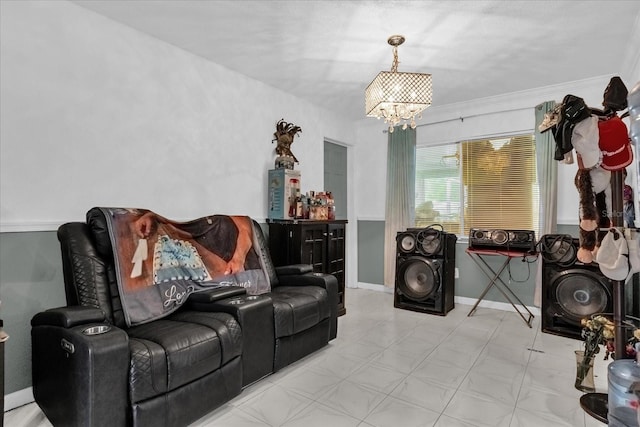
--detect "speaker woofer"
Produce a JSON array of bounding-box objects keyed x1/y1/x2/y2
[
  {"x1": 554, "y1": 269, "x2": 609, "y2": 322},
  {"x1": 511, "y1": 231, "x2": 532, "y2": 243},
  {"x1": 397, "y1": 257, "x2": 440, "y2": 300},
  {"x1": 491, "y1": 230, "x2": 508, "y2": 245}
]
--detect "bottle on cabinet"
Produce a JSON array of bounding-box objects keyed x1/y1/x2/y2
[{"x1": 305, "y1": 191, "x2": 335, "y2": 220}]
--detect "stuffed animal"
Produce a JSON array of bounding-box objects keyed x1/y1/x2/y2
[
  {"x1": 575, "y1": 169, "x2": 598, "y2": 263},
  {"x1": 571, "y1": 112, "x2": 612, "y2": 263},
  {"x1": 540, "y1": 79, "x2": 631, "y2": 264},
  {"x1": 574, "y1": 168, "x2": 612, "y2": 263}
]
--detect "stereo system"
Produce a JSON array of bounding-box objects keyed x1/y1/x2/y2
[
  {"x1": 469, "y1": 228, "x2": 536, "y2": 253},
  {"x1": 394, "y1": 226, "x2": 457, "y2": 316}
]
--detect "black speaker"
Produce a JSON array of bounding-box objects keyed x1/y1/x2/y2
[
  {"x1": 540, "y1": 234, "x2": 613, "y2": 340},
  {"x1": 469, "y1": 228, "x2": 536, "y2": 252},
  {"x1": 394, "y1": 227, "x2": 457, "y2": 315}
]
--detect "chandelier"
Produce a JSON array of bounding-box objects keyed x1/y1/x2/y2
[{"x1": 365, "y1": 35, "x2": 432, "y2": 133}]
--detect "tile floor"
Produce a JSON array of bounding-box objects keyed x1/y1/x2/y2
[{"x1": 5, "y1": 287, "x2": 612, "y2": 427}]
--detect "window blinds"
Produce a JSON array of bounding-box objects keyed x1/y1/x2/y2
[{"x1": 415, "y1": 134, "x2": 539, "y2": 236}]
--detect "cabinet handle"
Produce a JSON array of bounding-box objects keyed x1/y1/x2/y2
[{"x1": 323, "y1": 232, "x2": 328, "y2": 236}]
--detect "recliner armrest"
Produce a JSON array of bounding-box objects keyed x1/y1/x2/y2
[
  {"x1": 32, "y1": 320, "x2": 130, "y2": 427},
  {"x1": 276, "y1": 271, "x2": 337, "y2": 289},
  {"x1": 274, "y1": 264, "x2": 313, "y2": 276},
  {"x1": 31, "y1": 306, "x2": 106, "y2": 328},
  {"x1": 275, "y1": 272, "x2": 339, "y2": 340},
  {"x1": 186, "y1": 286, "x2": 247, "y2": 308}
]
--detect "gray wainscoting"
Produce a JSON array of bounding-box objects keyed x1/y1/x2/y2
[
  {"x1": 0, "y1": 231, "x2": 66, "y2": 395},
  {"x1": 357, "y1": 221, "x2": 385, "y2": 285}
]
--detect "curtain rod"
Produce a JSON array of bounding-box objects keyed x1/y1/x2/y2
[
  {"x1": 381, "y1": 106, "x2": 534, "y2": 133},
  {"x1": 416, "y1": 106, "x2": 533, "y2": 128}
]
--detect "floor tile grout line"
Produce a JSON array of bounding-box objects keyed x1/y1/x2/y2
[
  {"x1": 506, "y1": 318, "x2": 540, "y2": 427},
  {"x1": 318, "y1": 309, "x2": 463, "y2": 425},
  {"x1": 431, "y1": 312, "x2": 510, "y2": 427}
]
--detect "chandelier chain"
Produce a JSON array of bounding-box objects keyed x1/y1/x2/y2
[{"x1": 391, "y1": 46, "x2": 399, "y2": 73}]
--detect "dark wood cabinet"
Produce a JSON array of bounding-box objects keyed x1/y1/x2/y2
[{"x1": 267, "y1": 220, "x2": 347, "y2": 316}]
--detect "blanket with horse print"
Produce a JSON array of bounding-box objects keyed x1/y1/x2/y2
[{"x1": 99, "y1": 207, "x2": 270, "y2": 326}]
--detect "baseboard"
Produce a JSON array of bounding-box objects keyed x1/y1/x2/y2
[
  {"x1": 355, "y1": 282, "x2": 393, "y2": 293},
  {"x1": 455, "y1": 296, "x2": 541, "y2": 317},
  {"x1": 353, "y1": 283, "x2": 541, "y2": 315},
  {"x1": 4, "y1": 387, "x2": 34, "y2": 412}
]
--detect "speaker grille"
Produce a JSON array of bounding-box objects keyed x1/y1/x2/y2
[
  {"x1": 554, "y1": 270, "x2": 609, "y2": 321},
  {"x1": 397, "y1": 257, "x2": 440, "y2": 300}
]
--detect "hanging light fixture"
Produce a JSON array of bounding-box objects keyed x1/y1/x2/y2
[{"x1": 365, "y1": 35, "x2": 432, "y2": 133}]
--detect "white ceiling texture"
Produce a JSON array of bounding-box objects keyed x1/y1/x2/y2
[{"x1": 74, "y1": 1, "x2": 640, "y2": 122}]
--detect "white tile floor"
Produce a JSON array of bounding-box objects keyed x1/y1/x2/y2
[{"x1": 4, "y1": 287, "x2": 612, "y2": 427}]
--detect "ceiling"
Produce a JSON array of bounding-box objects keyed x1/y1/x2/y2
[{"x1": 73, "y1": 1, "x2": 640, "y2": 122}]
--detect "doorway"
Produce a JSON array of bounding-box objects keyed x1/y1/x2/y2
[{"x1": 323, "y1": 140, "x2": 347, "y2": 220}]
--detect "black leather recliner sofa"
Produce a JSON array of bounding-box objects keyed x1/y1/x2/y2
[{"x1": 31, "y1": 208, "x2": 338, "y2": 427}]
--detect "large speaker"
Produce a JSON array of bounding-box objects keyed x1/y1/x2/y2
[
  {"x1": 394, "y1": 226, "x2": 457, "y2": 315},
  {"x1": 469, "y1": 228, "x2": 536, "y2": 252},
  {"x1": 540, "y1": 234, "x2": 613, "y2": 340}
]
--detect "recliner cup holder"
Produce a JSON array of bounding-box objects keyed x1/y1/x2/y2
[
  {"x1": 82, "y1": 325, "x2": 111, "y2": 335},
  {"x1": 228, "y1": 295, "x2": 261, "y2": 305}
]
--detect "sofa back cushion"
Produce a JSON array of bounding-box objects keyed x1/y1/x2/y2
[
  {"x1": 57, "y1": 221, "x2": 125, "y2": 327},
  {"x1": 86, "y1": 207, "x2": 116, "y2": 260},
  {"x1": 86, "y1": 207, "x2": 129, "y2": 327},
  {"x1": 251, "y1": 220, "x2": 279, "y2": 286}
]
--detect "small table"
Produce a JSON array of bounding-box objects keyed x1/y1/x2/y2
[
  {"x1": 466, "y1": 248, "x2": 536, "y2": 327},
  {"x1": 580, "y1": 393, "x2": 608, "y2": 424}
]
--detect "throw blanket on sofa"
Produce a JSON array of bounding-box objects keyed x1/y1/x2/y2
[{"x1": 99, "y1": 207, "x2": 270, "y2": 326}]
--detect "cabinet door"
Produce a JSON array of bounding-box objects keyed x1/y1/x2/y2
[
  {"x1": 298, "y1": 224, "x2": 327, "y2": 273},
  {"x1": 326, "y1": 224, "x2": 345, "y2": 279},
  {"x1": 327, "y1": 223, "x2": 346, "y2": 315}
]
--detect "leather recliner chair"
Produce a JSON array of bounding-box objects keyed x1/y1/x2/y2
[{"x1": 31, "y1": 208, "x2": 338, "y2": 427}]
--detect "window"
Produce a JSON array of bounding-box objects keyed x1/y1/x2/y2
[{"x1": 415, "y1": 134, "x2": 539, "y2": 237}]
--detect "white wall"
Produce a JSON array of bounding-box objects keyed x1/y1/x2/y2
[
  {"x1": 0, "y1": 0, "x2": 355, "y2": 231},
  {"x1": 0, "y1": 2, "x2": 359, "y2": 406},
  {"x1": 354, "y1": 75, "x2": 639, "y2": 226}
]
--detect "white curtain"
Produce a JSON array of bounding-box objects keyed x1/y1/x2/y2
[
  {"x1": 534, "y1": 100, "x2": 559, "y2": 306},
  {"x1": 383, "y1": 127, "x2": 416, "y2": 287}
]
